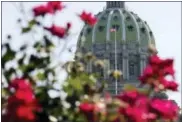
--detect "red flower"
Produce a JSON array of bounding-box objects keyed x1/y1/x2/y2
[
  {"x1": 139, "y1": 65, "x2": 154, "y2": 84},
  {"x1": 33, "y1": 5, "x2": 50, "y2": 17},
  {"x1": 79, "y1": 102, "x2": 96, "y2": 122},
  {"x1": 148, "y1": 54, "x2": 161, "y2": 65},
  {"x1": 116, "y1": 90, "x2": 139, "y2": 105},
  {"x1": 79, "y1": 11, "x2": 97, "y2": 26},
  {"x1": 44, "y1": 23, "x2": 71, "y2": 38},
  {"x1": 66, "y1": 22, "x2": 72, "y2": 30},
  {"x1": 150, "y1": 99, "x2": 179, "y2": 120},
  {"x1": 139, "y1": 54, "x2": 178, "y2": 91},
  {"x1": 9, "y1": 78, "x2": 32, "y2": 91},
  {"x1": 47, "y1": 1, "x2": 64, "y2": 13},
  {"x1": 4, "y1": 78, "x2": 40, "y2": 122},
  {"x1": 119, "y1": 94, "x2": 157, "y2": 122},
  {"x1": 79, "y1": 102, "x2": 95, "y2": 113},
  {"x1": 16, "y1": 105, "x2": 36, "y2": 121},
  {"x1": 125, "y1": 106, "x2": 156, "y2": 122},
  {"x1": 162, "y1": 79, "x2": 178, "y2": 91},
  {"x1": 33, "y1": 2, "x2": 64, "y2": 17},
  {"x1": 160, "y1": 59, "x2": 175, "y2": 76},
  {"x1": 15, "y1": 90, "x2": 34, "y2": 103},
  {"x1": 45, "y1": 25, "x2": 66, "y2": 38}
]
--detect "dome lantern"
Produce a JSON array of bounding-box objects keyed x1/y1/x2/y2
[{"x1": 106, "y1": 1, "x2": 125, "y2": 9}]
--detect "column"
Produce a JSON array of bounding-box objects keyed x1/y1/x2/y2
[{"x1": 122, "y1": 52, "x2": 128, "y2": 80}]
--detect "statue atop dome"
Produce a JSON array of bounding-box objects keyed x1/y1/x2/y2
[{"x1": 106, "y1": 1, "x2": 125, "y2": 9}]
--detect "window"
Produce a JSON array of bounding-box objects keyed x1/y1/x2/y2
[
  {"x1": 123, "y1": 10, "x2": 126, "y2": 14},
  {"x1": 129, "y1": 62, "x2": 135, "y2": 76},
  {"x1": 101, "y1": 16, "x2": 106, "y2": 20},
  {"x1": 106, "y1": 10, "x2": 110, "y2": 14},
  {"x1": 136, "y1": 18, "x2": 141, "y2": 22},
  {"x1": 112, "y1": 25, "x2": 120, "y2": 31},
  {"x1": 140, "y1": 27, "x2": 145, "y2": 33},
  {"x1": 149, "y1": 31, "x2": 153, "y2": 36},
  {"x1": 126, "y1": 16, "x2": 131, "y2": 21},
  {"x1": 87, "y1": 28, "x2": 92, "y2": 34},
  {"x1": 81, "y1": 47, "x2": 87, "y2": 53},
  {"x1": 95, "y1": 44, "x2": 105, "y2": 50},
  {"x1": 80, "y1": 31, "x2": 83, "y2": 36},
  {"x1": 96, "y1": 53, "x2": 104, "y2": 58},
  {"x1": 127, "y1": 25, "x2": 134, "y2": 31},
  {"x1": 98, "y1": 26, "x2": 105, "y2": 32},
  {"x1": 113, "y1": 16, "x2": 118, "y2": 21}
]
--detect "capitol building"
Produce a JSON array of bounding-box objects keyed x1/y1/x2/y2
[{"x1": 76, "y1": 1, "x2": 156, "y2": 95}]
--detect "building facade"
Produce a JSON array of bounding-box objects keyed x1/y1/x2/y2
[{"x1": 77, "y1": 1, "x2": 156, "y2": 95}]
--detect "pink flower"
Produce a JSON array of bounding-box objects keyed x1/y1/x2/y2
[{"x1": 79, "y1": 11, "x2": 97, "y2": 26}]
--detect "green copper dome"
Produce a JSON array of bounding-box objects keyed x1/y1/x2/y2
[{"x1": 77, "y1": 2, "x2": 155, "y2": 51}]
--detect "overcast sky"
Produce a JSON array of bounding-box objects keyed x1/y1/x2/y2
[{"x1": 2, "y1": 2, "x2": 181, "y2": 107}]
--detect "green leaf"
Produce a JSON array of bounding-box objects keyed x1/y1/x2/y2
[
  {"x1": 44, "y1": 36, "x2": 55, "y2": 49},
  {"x1": 29, "y1": 19, "x2": 37, "y2": 28},
  {"x1": 4, "y1": 68, "x2": 16, "y2": 81},
  {"x1": 22, "y1": 27, "x2": 31, "y2": 33},
  {"x1": 68, "y1": 78, "x2": 82, "y2": 91},
  {"x1": 19, "y1": 63, "x2": 35, "y2": 73},
  {"x1": 29, "y1": 55, "x2": 49, "y2": 69},
  {"x1": 21, "y1": 19, "x2": 37, "y2": 33},
  {"x1": 34, "y1": 42, "x2": 42, "y2": 48},
  {"x1": 18, "y1": 54, "x2": 26, "y2": 65},
  {"x1": 36, "y1": 72, "x2": 46, "y2": 81},
  {"x1": 45, "y1": 68, "x2": 55, "y2": 76},
  {"x1": 2, "y1": 44, "x2": 16, "y2": 68}
]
